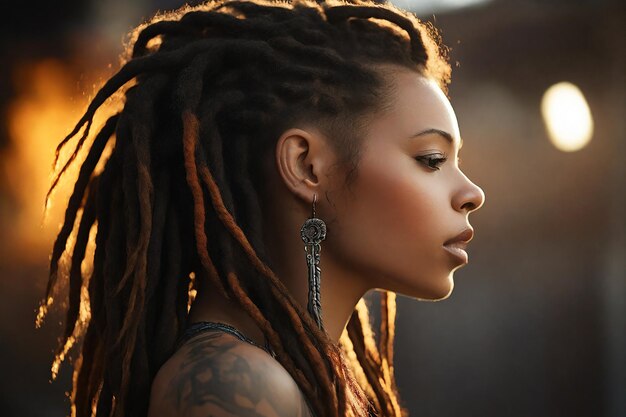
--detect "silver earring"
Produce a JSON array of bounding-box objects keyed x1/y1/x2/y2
[{"x1": 300, "y1": 193, "x2": 326, "y2": 330}]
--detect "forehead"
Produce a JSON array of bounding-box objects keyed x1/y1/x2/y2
[{"x1": 382, "y1": 69, "x2": 460, "y2": 139}]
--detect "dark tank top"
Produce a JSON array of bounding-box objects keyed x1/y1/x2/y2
[{"x1": 176, "y1": 321, "x2": 277, "y2": 358}]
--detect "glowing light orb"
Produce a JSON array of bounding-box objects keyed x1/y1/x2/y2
[{"x1": 541, "y1": 82, "x2": 593, "y2": 152}]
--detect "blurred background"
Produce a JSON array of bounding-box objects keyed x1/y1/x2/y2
[{"x1": 0, "y1": 0, "x2": 623, "y2": 416}]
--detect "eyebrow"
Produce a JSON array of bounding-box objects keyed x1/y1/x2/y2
[{"x1": 410, "y1": 128, "x2": 463, "y2": 150}]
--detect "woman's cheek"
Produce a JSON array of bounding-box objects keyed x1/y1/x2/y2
[
  {"x1": 339, "y1": 152, "x2": 439, "y2": 277},
  {"x1": 363, "y1": 153, "x2": 439, "y2": 248}
]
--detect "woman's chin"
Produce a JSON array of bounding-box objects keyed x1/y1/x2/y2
[
  {"x1": 382, "y1": 271, "x2": 455, "y2": 301},
  {"x1": 408, "y1": 275, "x2": 455, "y2": 301}
]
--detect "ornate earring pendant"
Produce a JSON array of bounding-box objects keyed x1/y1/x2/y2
[{"x1": 300, "y1": 193, "x2": 327, "y2": 330}]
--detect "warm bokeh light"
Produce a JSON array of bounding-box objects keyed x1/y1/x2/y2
[
  {"x1": 6, "y1": 57, "x2": 118, "y2": 378},
  {"x1": 541, "y1": 81, "x2": 594, "y2": 152},
  {"x1": 188, "y1": 271, "x2": 197, "y2": 313},
  {"x1": 7, "y1": 59, "x2": 83, "y2": 260},
  {"x1": 5, "y1": 58, "x2": 115, "y2": 264}
]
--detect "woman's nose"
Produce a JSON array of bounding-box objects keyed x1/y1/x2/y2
[{"x1": 454, "y1": 174, "x2": 486, "y2": 213}]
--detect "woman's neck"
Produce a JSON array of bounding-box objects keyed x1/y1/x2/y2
[{"x1": 188, "y1": 257, "x2": 371, "y2": 348}]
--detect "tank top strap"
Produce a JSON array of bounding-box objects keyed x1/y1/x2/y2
[{"x1": 176, "y1": 321, "x2": 277, "y2": 358}]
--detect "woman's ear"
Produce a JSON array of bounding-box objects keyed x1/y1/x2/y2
[{"x1": 274, "y1": 127, "x2": 336, "y2": 203}]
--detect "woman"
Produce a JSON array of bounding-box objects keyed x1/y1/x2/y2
[{"x1": 39, "y1": 0, "x2": 485, "y2": 416}]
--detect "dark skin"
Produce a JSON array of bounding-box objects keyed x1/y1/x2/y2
[
  {"x1": 148, "y1": 65, "x2": 485, "y2": 416},
  {"x1": 148, "y1": 332, "x2": 314, "y2": 417}
]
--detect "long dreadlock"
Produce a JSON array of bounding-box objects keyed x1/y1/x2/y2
[{"x1": 37, "y1": 0, "x2": 451, "y2": 416}]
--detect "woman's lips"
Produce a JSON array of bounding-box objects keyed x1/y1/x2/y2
[
  {"x1": 443, "y1": 227, "x2": 473, "y2": 264},
  {"x1": 443, "y1": 242, "x2": 469, "y2": 264},
  {"x1": 444, "y1": 228, "x2": 474, "y2": 246}
]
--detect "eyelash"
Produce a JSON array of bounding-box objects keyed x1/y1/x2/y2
[{"x1": 416, "y1": 153, "x2": 448, "y2": 171}]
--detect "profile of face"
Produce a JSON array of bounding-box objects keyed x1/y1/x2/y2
[{"x1": 319, "y1": 68, "x2": 486, "y2": 301}]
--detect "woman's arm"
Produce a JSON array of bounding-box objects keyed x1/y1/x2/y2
[{"x1": 148, "y1": 332, "x2": 314, "y2": 417}]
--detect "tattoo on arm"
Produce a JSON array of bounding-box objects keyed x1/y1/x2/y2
[{"x1": 164, "y1": 333, "x2": 313, "y2": 417}]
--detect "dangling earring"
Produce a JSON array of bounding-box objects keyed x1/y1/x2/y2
[{"x1": 300, "y1": 193, "x2": 326, "y2": 330}]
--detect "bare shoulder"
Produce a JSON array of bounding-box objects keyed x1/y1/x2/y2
[{"x1": 148, "y1": 331, "x2": 314, "y2": 417}]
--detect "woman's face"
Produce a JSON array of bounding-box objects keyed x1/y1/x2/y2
[{"x1": 325, "y1": 68, "x2": 485, "y2": 300}]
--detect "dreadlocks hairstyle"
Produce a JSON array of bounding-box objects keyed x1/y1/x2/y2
[{"x1": 37, "y1": 0, "x2": 451, "y2": 416}]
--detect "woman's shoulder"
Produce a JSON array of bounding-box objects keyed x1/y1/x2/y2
[{"x1": 148, "y1": 331, "x2": 314, "y2": 417}]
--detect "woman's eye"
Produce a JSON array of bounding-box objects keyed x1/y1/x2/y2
[{"x1": 415, "y1": 154, "x2": 448, "y2": 171}]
